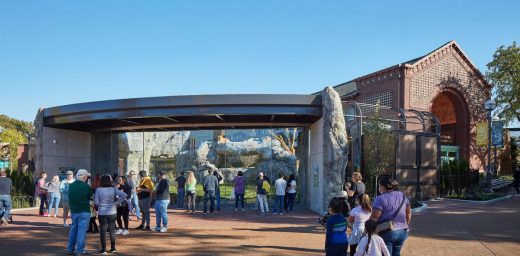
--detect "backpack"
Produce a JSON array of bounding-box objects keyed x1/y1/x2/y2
[{"x1": 262, "y1": 180, "x2": 271, "y2": 193}]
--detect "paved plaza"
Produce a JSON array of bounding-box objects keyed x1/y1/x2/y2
[{"x1": 1, "y1": 196, "x2": 519, "y2": 256}]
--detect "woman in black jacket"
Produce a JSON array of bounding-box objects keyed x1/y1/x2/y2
[{"x1": 115, "y1": 176, "x2": 132, "y2": 235}]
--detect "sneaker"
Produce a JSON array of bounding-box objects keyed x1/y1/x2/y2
[
  {"x1": 121, "y1": 229, "x2": 129, "y2": 235},
  {"x1": 234, "y1": 208, "x2": 238, "y2": 212},
  {"x1": 280, "y1": 213, "x2": 283, "y2": 215},
  {"x1": 160, "y1": 227, "x2": 168, "y2": 233},
  {"x1": 261, "y1": 213, "x2": 266, "y2": 216},
  {"x1": 115, "y1": 229, "x2": 123, "y2": 235},
  {"x1": 135, "y1": 225, "x2": 144, "y2": 230},
  {"x1": 241, "y1": 208, "x2": 245, "y2": 212},
  {"x1": 76, "y1": 250, "x2": 89, "y2": 255},
  {"x1": 109, "y1": 249, "x2": 117, "y2": 254},
  {"x1": 203, "y1": 212, "x2": 207, "y2": 215},
  {"x1": 98, "y1": 250, "x2": 107, "y2": 255},
  {"x1": 210, "y1": 213, "x2": 214, "y2": 216},
  {"x1": 143, "y1": 226, "x2": 151, "y2": 231},
  {"x1": 155, "y1": 226, "x2": 161, "y2": 232},
  {"x1": 64, "y1": 223, "x2": 69, "y2": 228},
  {"x1": 1, "y1": 218, "x2": 7, "y2": 225},
  {"x1": 53, "y1": 214, "x2": 57, "y2": 218}
]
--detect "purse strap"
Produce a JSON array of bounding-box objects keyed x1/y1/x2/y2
[{"x1": 391, "y1": 192, "x2": 407, "y2": 220}]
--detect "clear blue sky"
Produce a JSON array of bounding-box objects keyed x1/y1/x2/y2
[{"x1": 1, "y1": 1, "x2": 519, "y2": 126}]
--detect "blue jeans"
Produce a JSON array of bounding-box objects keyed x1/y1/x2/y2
[
  {"x1": 0, "y1": 195, "x2": 12, "y2": 219},
  {"x1": 131, "y1": 191, "x2": 141, "y2": 219},
  {"x1": 234, "y1": 193, "x2": 244, "y2": 209},
  {"x1": 287, "y1": 192, "x2": 296, "y2": 212},
  {"x1": 274, "y1": 195, "x2": 284, "y2": 214},
  {"x1": 215, "y1": 188, "x2": 221, "y2": 210},
  {"x1": 380, "y1": 228, "x2": 409, "y2": 256},
  {"x1": 48, "y1": 192, "x2": 61, "y2": 216},
  {"x1": 155, "y1": 199, "x2": 169, "y2": 228},
  {"x1": 203, "y1": 190, "x2": 216, "y2": 213},
  {"x1": 67, "y1": 212, "x2": 90, "y2": 253},
  {"x1": 177, "y1": 188, "x2": 185, "y2": 209}
]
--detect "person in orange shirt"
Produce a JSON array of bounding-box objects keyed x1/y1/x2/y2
[{"x1": 135, "y1": 170, "x2": 154, "y2": 231}]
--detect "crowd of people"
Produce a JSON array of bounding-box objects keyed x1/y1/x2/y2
[
  {"x1": 324, "y1": 172, "x2": 412, "y2": 256},
  {"x1": 28, "y1": 167, "x2": 300, "y2": 255}
]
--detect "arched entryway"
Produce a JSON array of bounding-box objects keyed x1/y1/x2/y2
[{"x1": 430, "y1": 88, "x2": 470, "y2": 162}]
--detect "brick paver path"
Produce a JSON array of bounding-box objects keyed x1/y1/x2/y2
[{"x1": 1, "y1": 196, "x2": 519, "y2": 255}]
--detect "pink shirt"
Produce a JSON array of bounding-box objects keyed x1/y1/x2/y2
[{"x1": 35, "y1": 178, "x2": 46, "y2": 195}]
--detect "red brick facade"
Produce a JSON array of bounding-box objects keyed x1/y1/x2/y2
[{"x1": 335, "y1": 41, "x2": 491, "y2": 170}]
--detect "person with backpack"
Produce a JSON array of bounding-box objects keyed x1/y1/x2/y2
[
  {"x1": 202, "y1": 169, "x2": 219, "y2": 215},
  {"x1": 256, "y1": 172, "x2": 270, "y2": 216},
  {"x1": 354, "y1": 220, "x2": 390, "y2": 256},
  {"x1": 233, "y1": 171, "x2": 246, "y2": 212},
  {"x1": 94, "y1": 174, "x2": 127, "y2": 254},
  {"x1": 325, "y1": 198, "x2": 348, "y2": 256}
]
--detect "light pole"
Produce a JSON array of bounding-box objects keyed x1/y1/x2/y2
[{"x1": 484, "y1": 99, "x2": 496, "y2": 190}]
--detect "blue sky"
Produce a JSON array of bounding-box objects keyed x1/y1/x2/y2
[{"x1": 0, "y1": 0, "x2": 519, "y2": 126}]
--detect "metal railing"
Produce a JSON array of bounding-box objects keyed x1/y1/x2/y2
[{"x1": 11, "y1": 195, "x2": 34, "y2": 209}]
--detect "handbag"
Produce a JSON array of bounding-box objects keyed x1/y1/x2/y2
[{"x1": 376, "y1": 192, "x2": 406, "y2": 234}]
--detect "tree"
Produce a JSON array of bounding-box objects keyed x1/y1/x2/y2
[
  {"x1": 0, "y1": 129, "x2": 27, "y2": 170},
  {"x1": 362, "y1": 105, "x2": 394, "y2": 197},
  {"x1": 486, "y1": 42, "x2": 520, "y2": 124}
]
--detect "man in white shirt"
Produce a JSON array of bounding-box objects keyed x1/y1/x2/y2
[{"x1": 274, "y1": 173, "x2": 287, "y2": 215}]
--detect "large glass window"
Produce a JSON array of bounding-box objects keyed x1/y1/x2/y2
[{"x1": 95, "y1": 127, "x2": 308, "y2": 207}]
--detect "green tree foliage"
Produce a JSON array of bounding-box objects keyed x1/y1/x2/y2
[
  {"x1": 6, "y1": 169, "x2": 34, "y2": 197},
  {"x1": 0, "y1": 129, "x2": 27, "y2": 170},
  {"x1": 0, "y1": 114, "x2": 33, "y2": 170},
  {"x1": 362, "y1": 106, "x2": 394, "y2": 197},
  {"x1": 0, "y1": 115, "x2": 33, "y2": 136},
  {"x1": 486, "y1": 42, "x2": 520, "y2": 124},
  {"x1": 511, "y1": 136, "x2": 519, "y2": 169}
]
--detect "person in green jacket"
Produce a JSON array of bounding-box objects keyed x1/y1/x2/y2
[{"x1": 66, "y1": 169, "x2": 93, "y2": 255}]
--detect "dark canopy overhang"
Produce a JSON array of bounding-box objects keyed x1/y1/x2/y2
[{"x1": 43, "y1": 94, "x2": 323, "y2": 132}]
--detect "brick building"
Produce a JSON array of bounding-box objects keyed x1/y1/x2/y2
[{"x1": 334, "y1": 41, "x2": 491, "y2": 171}]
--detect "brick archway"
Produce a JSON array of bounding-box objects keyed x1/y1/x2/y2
[{"x1": 431, "y1": 87, "x2": 470, "y2": 161}]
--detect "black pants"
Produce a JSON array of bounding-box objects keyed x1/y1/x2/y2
[
  {"x1": 513, "y1": 180, "x2": 520, "y2": 194},
  {"x1": 349, "y1": 244, "x2": 358, "y2": 256},
  {"x1": 38, "y1": 194, "x2": 49, "y2": 215},
  {"x1": 88, "y1": 216, "x2": 98, "y2": 232},
  {"x1": 117, "y1": 206, "x2": 129, "y2": 230},
  {"x1": 326, "y1": 243, "x2": 347, "y2": 256},
  {"x1": 98, "y1": 214, "x2": 117, "y2": 251}
]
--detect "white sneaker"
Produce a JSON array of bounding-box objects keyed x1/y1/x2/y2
[
  {"x1": 234, "y1": 208, "x2": 238, "y2": 212},
  {"x1": 115, "y1": 229, "x2": 123, "y2": 235},
  {"x1": 160, "y1": 227, "x2": 167, "y2": 233},
  {"x1": 241, "y1": 208, "x2": 245, "y2": 212},
  {"x1": 64, "y1": 223, "x2": 69, "y2": 228},
  {"x1": 121, "y1": 229, "x2": 129, "y2": 235}
]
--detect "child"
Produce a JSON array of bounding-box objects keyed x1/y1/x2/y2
[
  {"x1": 354, "y1": 220, "x2": 390, "y2": 256},
  {"x1": 87, "y1": 199, "x2": 99, "y2": 233},
  {"x1": 325, "y1": 198, "x2": 348, "y2": 256}
]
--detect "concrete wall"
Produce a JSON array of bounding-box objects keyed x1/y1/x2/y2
[
  {"x1": 308, "y1": 118, "x2": 324, "y2": 214},
  {"x1": 41, "y1": 127, "x2": 91, "y2": 177}
]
